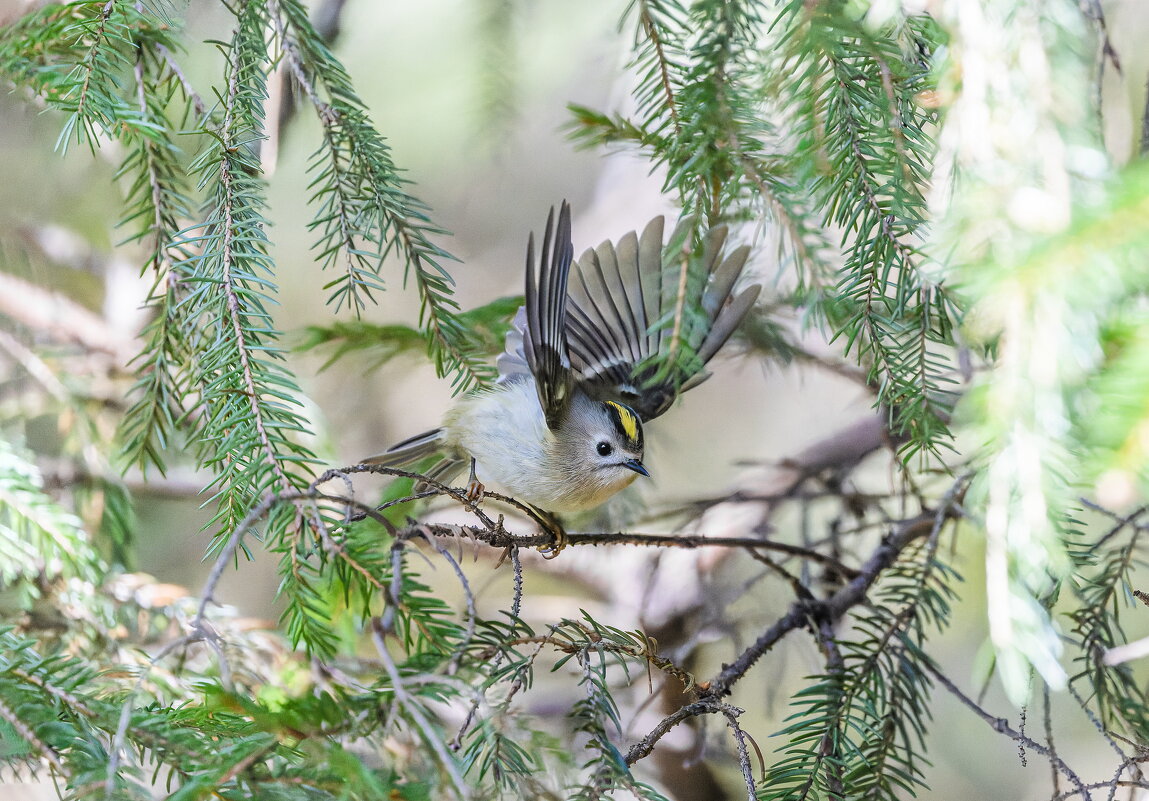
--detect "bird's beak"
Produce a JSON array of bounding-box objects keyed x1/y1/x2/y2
[{"x1": 622, "y1": 459, "x2": 650, "y2": 477}]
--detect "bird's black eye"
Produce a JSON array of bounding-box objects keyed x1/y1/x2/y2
[{"x1": 596, "y1": 441, "x2": 613, "y2": 457}]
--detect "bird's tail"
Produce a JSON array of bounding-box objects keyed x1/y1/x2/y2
[{"x1": 360, "y1": 429, "x2": 467, "y2": 489}]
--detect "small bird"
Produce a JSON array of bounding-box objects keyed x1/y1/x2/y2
[{"x1": 363, "y1": 202, "x2": 760, "y2": 524}]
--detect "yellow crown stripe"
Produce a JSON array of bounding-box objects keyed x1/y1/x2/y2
[{"x1": 605, "y1": 401, "x2": 639, "y2": 443}]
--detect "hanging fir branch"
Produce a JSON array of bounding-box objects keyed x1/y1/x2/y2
[
  {"x1": 170, "y1": 0, "x2": 319, "y2": 545},
  {"x1": 272, "y1": 0, "x2": 494, "y2": 391},
  {"x1": 116, "y1": 22, "x2": 201, "y2": 475},
  {"x1": 768, "y1": 4, "x2": 957, "y2": 460}
]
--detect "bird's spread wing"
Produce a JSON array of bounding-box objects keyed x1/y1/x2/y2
[
  {"x1": 565, "y1": 216, "x2": 760, "y2": 421},
  {"x1": 498, "y1": 206, "x2": 759, "y2": 424},
  {"x1": 523, "y1": 202, "x2": 575, "y2": 430}
]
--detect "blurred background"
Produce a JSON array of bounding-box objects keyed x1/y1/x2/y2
[{"x1": 2, "y1": 0, "x2": 1149, "y2": 799}]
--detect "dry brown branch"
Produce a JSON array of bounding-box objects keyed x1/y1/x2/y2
[
  {"x1": 0, "y1": 270, "x2": 133, "y2": 362},
  {"x1": 624, "y1": 699, "x2": 723, "y2": 765},
  {"x1": 699, "y1": 498, "x2": 961, "y2": 699}
]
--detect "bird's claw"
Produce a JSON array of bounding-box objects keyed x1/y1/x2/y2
[
  {"x1": 535, "y1": 511, "x2": 567, "y2": 559},
  {"x1": 466, "y1": 478, "x2": 485, "y2": 505},
  {"x1": 464, "y1": 457, "x2": 484, "y2": 506}
]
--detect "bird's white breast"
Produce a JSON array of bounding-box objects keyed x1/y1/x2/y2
[{"x1": 442, "y1": 380, "x2": 635, "y2": 515}]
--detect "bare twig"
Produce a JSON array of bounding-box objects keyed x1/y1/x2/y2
[
  {"x1": 718, "y1": 703, "x2": 759, "y2": 801},
  {"x1": 156, "y1": 43, "x2": 206, "y2": 117},
  {"x1": 1142, "y1": 68, "x2": 1149, "y2": 157},
  {"x1": 449, "y1": 544, "x2": 523, "y2": 751},
  {"x1": 1054, "y1": 781, "x2": 1149, "y2": 801},
  {"x1": 105, "y1": 634, "x2": 202, "y2": 797},
  {"x1": 1044, "y1": 683, "x2": 1061, "y2": 796},
  {"x1": 332, "y1": 463, "x2": 875, "y2": 569},
  {"x1": 624, "y1": 699, "x2": 720, "y2": 765},
  {"x1": 558, "y1": 530, "x2": 860, "y2": 576},
  {"x1": 925, "y1": 661, "x2": 1090, "y2": 800},
  {"x1": 1068, "y1": 684, "x2": 1128, "y2": 762},
  {"x1": 1078, "y1": 501, "x2": 1148, "y2": 549},
  {"x1": 702, "y1": 498, "x2": 961, "y2": 698},
  {"x1": 413, "y1": 528, "x2": 478, "y2": 672}
]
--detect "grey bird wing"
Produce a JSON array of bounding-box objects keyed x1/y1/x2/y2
[
  {"x1": 360, "y1": 428, "x2": 467, "y2": 490},
  {"x1": 361, "y1": 428, "x2": 447, "y2": 465},
  {"x1": 566, "y1": 216, "x2": 761, "y2": 421},
  {"x1": 494, "y1": 307, "x2": 530, "y2": 382},
  {"x1": 523, "y1": 202, "x2": 576, "y2": 430}
]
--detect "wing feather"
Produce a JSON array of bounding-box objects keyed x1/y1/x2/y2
[
  {"x1": 600, "y1": 234, "x2": 643, "y2": 363},
  {"x1": 580, "y1": 240, "x2": 641, "y2": 365},
  {"x1": 565, "y1": 216, "x2": 759, "y2": 421},
  {"x1": 637, "y1": 216, "x2": 666, "y2": 355},
  {"x1": 523, "y1": 202, "x2": 575, "y2": 429},
  {"x1": 567, "y1": 304, "x2": 634, "y2": 388},
  {"x1": 501, "y1": 206, "x2": 758, "y2": 425},
  {"x1": 570, "y1": 253, "x2": 626, "y2": 366}
]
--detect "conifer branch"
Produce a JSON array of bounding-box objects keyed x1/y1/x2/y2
[
  {"x1": 637, "y1": 1, "x2": 682, "y2": 135},
  {"x1": 271, "y1": 0, "x2": 492, "y2": 390},
  {"x1": 154, "y1": 0, "x2": 321, "y2": 544},
  {"x1": 0, "y1": 696, "x2": 67, "y2": 776},
  {"x1": 117, "y1": 16, "x2": 199, "y2": 473},
  {"x1": 216, "y1": 50, "x2": 294, "y2": 498},
  {"x1": 61, "y1": 0, "x2": 126, "y2": 151}
]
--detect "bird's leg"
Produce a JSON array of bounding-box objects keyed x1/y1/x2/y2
[
  {"x1": 533, "y1": 507, "x2": 567, "y2": 559},
  {"x1": 465, "y1": 458, "x2": 485, "y2": 505}
]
